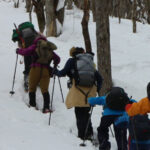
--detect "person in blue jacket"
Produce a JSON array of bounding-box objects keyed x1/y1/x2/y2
[{"x1": 88, "y1": 87, "x2": 135, "y2": 150}]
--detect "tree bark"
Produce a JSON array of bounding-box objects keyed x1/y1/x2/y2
[
  {"x1": 32, "y1": 0, "x2": 45, "y2": 33},
  {"x1": 132, "y1": 0, "x2": 137, "y2": 33},
  {"x1": 91, "y1": 0, "x2": 96, "y2": 22},
  {"x1": 95, "y1": 0, "x2": 112, "y2": 95},
  {"x1": 81, "y1": 0, "x2": 92, "y2": 53},
  {"x1": 25, "y1": 0, "x2": 32, "y2": 12}
]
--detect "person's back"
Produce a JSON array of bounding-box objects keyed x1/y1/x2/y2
[{"x1": 54, "y1": 47, "x2": 103, "y2": 140}]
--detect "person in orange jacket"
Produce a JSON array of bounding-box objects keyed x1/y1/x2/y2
[{"x1": 125, "y1": 82, "x2": 150, "y2": 116}]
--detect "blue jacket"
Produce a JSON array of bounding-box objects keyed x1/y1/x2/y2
[
  {"x1": 55, "y1": 58, "x2": 103, "y2": 92},
  {"x1": 88, "y1": 96, "x2": 136, "y2": 116}
]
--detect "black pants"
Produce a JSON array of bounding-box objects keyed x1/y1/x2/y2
[
  {"x1": 74, "y1": 107, "x2": 93, "y2": 140},
  {"x1": 23, "y1": 56, "x2": 32, "y2": 75},
  {"x1": 97, "y1": 115, "x2": 127, "y2": 150}
]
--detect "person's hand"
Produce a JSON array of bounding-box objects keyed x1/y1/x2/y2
[
  {"x1": 16, "y1": 48, "x2": 19, "y2": 54},
  {"x1": 88, "y1": 97, "x2": 96, "y2": 107}
]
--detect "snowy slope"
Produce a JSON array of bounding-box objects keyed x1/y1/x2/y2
[{"x1": 0, "y1": 1, "x2": 150, "y2": 150}]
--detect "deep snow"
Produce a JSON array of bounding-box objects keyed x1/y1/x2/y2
[{"x1": 0, "y1": 1, "x2": 150, "y2": 150}]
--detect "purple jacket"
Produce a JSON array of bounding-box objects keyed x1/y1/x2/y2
[{"x1": 17, "y1": 36, "x2": 60, "y2": 68}]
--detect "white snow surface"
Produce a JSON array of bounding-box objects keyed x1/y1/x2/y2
[{"x1": 0, "y1": 1, "x2": 150, "y2": 150}]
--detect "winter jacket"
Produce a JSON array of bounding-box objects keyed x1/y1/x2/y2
[
  {"x1": 88, "y1": 96, "x2": 136, "y2": 116},
  {"x1": 126, "y1": 97, "x2": 150, "y2": 117},
  {"x1": 17, "y1": 36, "x2": 60, "y2": 69},
  {"x1": 54, "y1": 57, "x2": 103, "y2": 109}
]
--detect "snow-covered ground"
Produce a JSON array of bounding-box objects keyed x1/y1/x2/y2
[{"x1": 0, "y1": 1, "x2": 150, "y2": 150}]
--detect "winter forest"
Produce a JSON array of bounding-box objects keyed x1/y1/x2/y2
[{"x1": 0, "y1": 0, "x2": 150, "y2": 150}]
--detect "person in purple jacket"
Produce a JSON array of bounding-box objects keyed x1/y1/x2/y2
[{"x1": 16, "y1": 28, "x2": 60, "y2": 113}]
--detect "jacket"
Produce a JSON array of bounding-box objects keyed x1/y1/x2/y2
[
  {"x1": 88, "y1": 96, "x2": 136, "y2": 116},
  {"x1": 17, "y1": 36, "x2": 60, "y2": 68},
  {"x1": 55, "y1": 57, "x2": 103, "y2": 109},
  {"x1": 126, "y1": 97, "x2": 150, "y2": 116}
]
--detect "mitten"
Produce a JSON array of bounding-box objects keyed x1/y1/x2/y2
[{"x1": 88, "y1": 97, "x2": 96, "y2": 107}]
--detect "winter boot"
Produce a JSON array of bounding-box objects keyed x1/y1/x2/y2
[
  {"x1": 24, "y1": 74, "x2": 29, "y2": 92},
  {"x1": 42, "y1": 92, "x2": 51, "y2": 113},
  {"x1": 29, "y1": 92, "x2": 36, "y2": 107}
]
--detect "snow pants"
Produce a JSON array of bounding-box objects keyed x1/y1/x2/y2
[
  {"x1": 97, "y1": 115, "x2": 128, "y2": 150},
  {"x1": 74, "y1": 107, "x2": 93, "y2": 140}
]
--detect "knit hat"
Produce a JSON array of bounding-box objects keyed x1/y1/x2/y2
[{"x1": 12, "y1": 22, "x2": 34, "y2": 42}]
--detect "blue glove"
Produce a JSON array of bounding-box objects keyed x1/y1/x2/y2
[
  {"x1": 88, "y1": 97, "x2": 96, "y2": 107},
  {"x1": 114, "y1": 113, "x2": 129, "y2": 128}
]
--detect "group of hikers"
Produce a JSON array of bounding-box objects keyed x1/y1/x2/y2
[{"x1": 11, "y1": 22, "x2": 150, "y2": 150}]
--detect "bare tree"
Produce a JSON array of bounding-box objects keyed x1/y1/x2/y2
[
  {"x1": 81, "y1": 0, "x2": 92, "y2": 52},
  {"x1": 132, "y1": 0, "x2": 137, "y2": 33},
  {"x1": 66, "y1": 0, "x2": 73, "y2": 9},
  {"x1": 25, "y1": 0, "x2": 32, "y2": 12},
  {"x1": 90, "y1": 0, "x2": 96, "y2": 22},
  {"x1": 32, "y1": 0, "x2": 45, "y2": 33},
  {"x1": 95, "y1": 0, "x2": 112, "y2": 95},
  {"x1": 14, "y1": 0, "x2": 19, "y2": 8},
  {"x1": 45, "y1": 0, "x2": 65, "y2": 37}
]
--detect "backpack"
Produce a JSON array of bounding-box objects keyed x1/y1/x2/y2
[
  {"x1": 74, "y1": 53, "x2": 95, "y2": 87},
  {"x1": 106, "y1": 87, "x2": 130, "y2": 110},
  {"x1": 18, "y1": 22, "x2": 37, "y2": 48},
  {"x1": 12, "y1": 22, "x2": 37, "y2": 48},
  {"x1": 129, "y1": 115, "x2": 150, "y2": 141},
  {"x1": 35, "y1": 40, "x2": 57, "y2": 64}
]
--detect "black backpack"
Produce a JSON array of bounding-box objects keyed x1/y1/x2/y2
[
  {"x1": 106, "y1": 87, "x2": 130, "y2": 110},
  {"x1": 74, "y1": 53, "x2": 96, "y2": 87},
  {"x1": 129, "y1": 115, "x2": 150, "y2": 141}
]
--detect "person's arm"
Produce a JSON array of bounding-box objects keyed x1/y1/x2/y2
[
  {"x1": 126, "y1": 97, "x2": 150, "y2": 116},
  {"x1": 54, "y1": 58, "x2": 73, "y2": 77},
  {"x1": 17, "y1": 44, "x2": 36, "y2": 56},
  {"x1": 52, "y1": 52, "x2": 60, "y2": 68},
  {"x1": 88, "y1": 96, "x2": 106, "y2": 106}
]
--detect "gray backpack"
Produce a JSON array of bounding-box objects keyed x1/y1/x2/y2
[{"x1": 74, "y1": 53, "x2": 95, "y2": 87}]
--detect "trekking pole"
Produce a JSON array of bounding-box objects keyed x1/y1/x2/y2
[
  {"x1": 10, "y1": 54, "x2": 18, "y2": 95},
  {"x1": 57, "y1": 76, "x2": 64, "y2": 103},
  {"x1": 109, "y1": 126, "x2": 114, "y2": 138},
  {"x1": 80, "y1": 107, "x2": 94, "y2": 147},
  {"x1": 49, "y1": 75, "x2": 56, "y2": 126}
]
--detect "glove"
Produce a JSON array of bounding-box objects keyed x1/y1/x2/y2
[
  {"x1": 16, "y1": 48, "x2": 19, "y2": 54},
  {"x1": 114, "y1": 113, "x2": 129, "y2": 128},
  {"x1": 88, "y1": 97, "x2": 96, "y2": 107}
]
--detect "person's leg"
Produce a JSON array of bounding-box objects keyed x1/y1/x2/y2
[
  {"x1": 114, "y1": 125, "x2": 128, "y2": 150},
  {"x1": 29, "y1": 67, "x2": 40, "y2": 107},
  {"x1": 40, "y1": 67, "x2": 50, "y2": 112}
]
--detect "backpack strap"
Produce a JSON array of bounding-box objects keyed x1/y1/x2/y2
[{"x1": 76, "y1": 85, "x2": 93, "y2": 104}]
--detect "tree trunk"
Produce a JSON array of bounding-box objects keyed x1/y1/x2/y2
[
  {"x1": 45, "y1": 0, "x2": 65, "y2": 37},
  {"x1": 132, "y1": 0, "x2": 137, "y2": 33},
  {"x1": 91, "y1": 0, "x2": 96, "y2": 22},
  {"x1": 32, "y1": 0, "x2": 45, "y2": 33},
  {"x1": 81, "y1": 0, "x2": 92, "y2": 52},
  {"x1": 66, "y1": 0, "x2": 73, "y2": 9},
  {"x1": 25, "y1": 0, "x2": 32, "y2": 12},
  {"x1": 95, "y1": 0, "x2": 112, "y2": 95}
]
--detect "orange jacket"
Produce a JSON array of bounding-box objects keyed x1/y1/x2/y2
[{"x1": 125, "y1": 97, "x2": 150, "y2": 116}]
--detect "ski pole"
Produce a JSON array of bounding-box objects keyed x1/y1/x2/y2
[
  {"x1": 49, "y1": 75, "x2": 56, "y2": 126},
  {"x1": 109, "y1": 126, "x2": 114, "y2": 138},
  {"x1": 80, "y1": 107, "x2": 94, "y2": 147},
  {"x1": 57, "y1": 77, "x2": 64, "y2": 103},
  {"x1": 10, "y1": 54, "x2": 18, "y2": 95}
]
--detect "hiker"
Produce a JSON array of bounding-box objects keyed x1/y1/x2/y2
[
  {"x1": 53, "y1": 47, "x2": 103, "y2": 140},
  {"x1": 14, "y1": 22, "x2": 60, "y2": 113},
  {"x1": 125, "y1": 82, "x2": 150, "y2": 116},
  {"x1": 12, "y1": 22, "x2": 35, "y2": 91},
  {"x1": 115, "y1": 82, "x2": 150, "y2": 150},
  {"x1": 88, "y1": 87, "x2": 136, "y2": 150}
]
